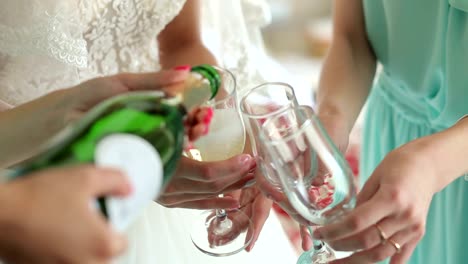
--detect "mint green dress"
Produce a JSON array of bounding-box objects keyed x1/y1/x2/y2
[{"x1": 361, "y1": 0, "x2": 468, "y2": 263}]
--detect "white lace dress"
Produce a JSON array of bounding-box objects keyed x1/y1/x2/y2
[{"x1": 0, "y1": 0, "x2": 297, "y2": 263}]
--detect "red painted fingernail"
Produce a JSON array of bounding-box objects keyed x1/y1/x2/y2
[
  {"x1": 203, "y1": 116, "x2": 212, "y2": 125},
  {"x1": 206, "y1": 107, "x2": 214, "y2": 118},
  {"x1": 203, "y1": 108, "x2": 214, "y2": 124},
  {"x1": 173, "y1": 65, "x2": 191, "y2": 71}
]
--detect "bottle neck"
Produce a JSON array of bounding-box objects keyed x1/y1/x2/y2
[{"x1": 180, "y1": 72, "x2": 215, "y2": 111}]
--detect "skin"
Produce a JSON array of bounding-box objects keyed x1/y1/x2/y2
[
  {"x1": 0, "y1": 69, "x2": 250, "y2": 262},
  {"x1": 0, "y1": 70, "x2": 192, "y2": 168},
  {"x1": 0, "y1": 166, "x2": 131, "y2": 264}
]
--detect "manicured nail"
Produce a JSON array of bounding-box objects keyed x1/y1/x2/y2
[
  {"x1": 247, "y1": 240, "x2": 256, "y2": 252},
  {"x1": 206, "y1": 107, "x2": 214, "y2": 118},
  {"x1": 239, "y1": 154, "x2": 252, "y2": 165},
  {"x1": 203, "y1": 108, "x2": 214, "y2": 124},
  {"x1": 203, "y1": 115, "x2": 212, "y2": 125},
  {"x1": 229, "y1": 204, "x2": 241, "y2": 210},
  {"x1": 173, "y1": 65, "x2": 191, "y2": 71},
  {"x1": 203, "y1": 116, "x2": 210, "y2": 124}
]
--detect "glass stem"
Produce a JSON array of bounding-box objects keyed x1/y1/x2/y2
[
  {"x1": 216, "y1": 194, "x2": 227, "y2": 219},
  {"x1": 308, "y1": 226, "x2": 325, "y2": 251}
]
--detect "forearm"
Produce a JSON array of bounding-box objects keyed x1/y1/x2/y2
[
  {"x1": 316, "y1": 35, "x2": 376, "y2": 133},
  {"x1": 412, "y1": 117, "x2": 468, "y2": 192},
  {"x1": 0, "y1": 183, "x2": 23, "y2": 247},
  {"x1": 316, "y1": 0, "x2": 377, "y2": 134},
  {"x1": 0, "y1": 184, "x2": 10, "y2": 255},
  {"x1": 159, "y1": 41, "x2": 217, "y2": 69},
  {"x1": 157, "y1": 0, "x2": 215, "y2": 68},
  {"x1": 0, "y1": 184, "x2": 8, "y2": 237},
  {"x1": 0, "y1": 91, "x2": 67, "y2": 167}
]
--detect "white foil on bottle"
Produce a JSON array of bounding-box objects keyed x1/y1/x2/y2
[{"x1": 94, "y1": 134, "x2": 163, "y2": 232}]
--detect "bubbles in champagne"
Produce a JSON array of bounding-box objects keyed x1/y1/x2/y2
[{"x1": 193, "y1": 108, "x2": 246, "y2": 161}]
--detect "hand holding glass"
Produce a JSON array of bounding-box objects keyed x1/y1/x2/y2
[
  {"x1": 187, "y1": 66, "x2": 254, "y2": 257},
  {"x1": 260, "y1": 106, "x2": 357, "y2": 263}
]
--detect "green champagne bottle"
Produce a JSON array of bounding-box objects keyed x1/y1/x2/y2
[{"x1": 8, "y1": 64, "x2": 221, "y2": 232}]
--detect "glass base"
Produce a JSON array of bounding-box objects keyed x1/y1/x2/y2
[
  {"x1": 297, "y1": 243, "x2": 336, "y2": 264},
  {"x1": 190, "y1": 209, "x2": 254, "y2": 257}
]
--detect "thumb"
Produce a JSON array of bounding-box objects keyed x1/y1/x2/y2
[
  {"x1": 79, "y1": 167, "x2": 133, "y2": 197},
  {"x1": 255, "y1": 168, "x2": 285, "y2": 202},
  {"x1": 106, "y1": 232, "x2": 128, "y2": 258},
  {"x1": 91, "y1": 216, "x2": 128, "y2": 260},
  {"x1": 355, "y1": 171, "x2": 380, "y2": 206}
]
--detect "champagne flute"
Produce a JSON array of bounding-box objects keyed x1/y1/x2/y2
[
  {"x1": 240, "y1": 82, "x2": 299, "y2": 187},
  {"x1": 188, "y1": 66, "x2": 254, "y2": 257},
  {"x1": 240, "y1": 84, "x2": 331, "y2": 259},
  {"x1": 260, "y1": 105, "x2": 357, "y2": 264}
]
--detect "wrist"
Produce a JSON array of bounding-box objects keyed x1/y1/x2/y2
[
  {"x1": 47, "y1": 89, "x2": 73, "y2": 127},
  {"x1": 405, "y1": 126, "x2": 468, "y2": 193},
  {"x1": 391, "y1": 142, "x2": 441, "y2": 194},
  {"x1": 316, "y1": 104, "x2": 354, "y2": 135},
  {"x1": 0, "y1": 184, "x2": 8, "y2": 234},
  {"x1": 20, "y1": 89, "x2": 69, "y2": 134}
]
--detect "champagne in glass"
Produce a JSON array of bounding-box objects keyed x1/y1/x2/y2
[
  {"x1": 188, "y1": 66, "x2": 254, "y2": 257},
  {"x1": 192, "y1": 108, "x2": 246, "y2": 161}
]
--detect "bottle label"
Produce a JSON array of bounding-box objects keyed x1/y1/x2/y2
[{"x1": 94, "y1": 133, "x2": 163, "y2": 232}]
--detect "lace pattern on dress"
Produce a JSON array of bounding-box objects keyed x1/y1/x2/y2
[
  {"x1": 203, "y1": 0, "x2": 272, "y2": 95},
  {"x1": 77, "y1": 0, "x2": 186, "y2": 79},
  {"x1": 0, "y1": 1, "x2": 88, "y2": 68},
  {"x1": 0, "y1": 0, "x2": 186, "y2": 106}
]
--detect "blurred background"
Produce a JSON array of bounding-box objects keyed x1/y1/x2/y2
[{"x1": 262, "y1": 0, "x2": 332, "y2": 100}]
